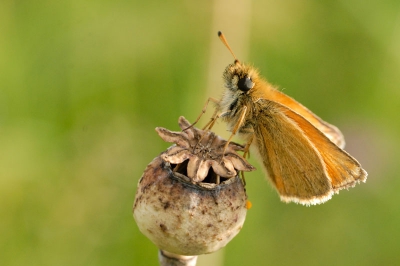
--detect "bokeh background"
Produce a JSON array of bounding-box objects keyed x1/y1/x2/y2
[{"x1": 1, "y1": 0, "x2": 400, "y2": 265}]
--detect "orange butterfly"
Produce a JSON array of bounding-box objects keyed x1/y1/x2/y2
[{"x1": 196, "y1": 32, "x2": 367, "y2": 206}]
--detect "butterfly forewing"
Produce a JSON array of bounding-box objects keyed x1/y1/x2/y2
[
  {"x1": 251, "y1": 99, "x2": 366, "y2": 205},
  {"x1": 251, "y1": 100, "x2": 333, "y2": 205}
]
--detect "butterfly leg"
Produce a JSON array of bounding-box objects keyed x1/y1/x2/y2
[
  {"x1": 182, "y1": 97, "x2": 220, "y2": 131},
  {"x1": 203, "y1": 109, "x2": 232, "y2": 131},
  {"x1": 223, "y1": 106, "x2": 247, "y2": 153},
  {"x1": 189, "y1": 105, "x2": 231, "y2": 154},
  {"x1": 243, "y1": 133, "x2": 254, "y2": 159},
  {"x1": 201, "y1": 108, "x2": 220, "y2": 130},
  {"x1": 221, "y1": 106, "x2": 249, "y2": 184},
  {"x1": 193, "y1": 110, "x2": 231, "y2": 152}
]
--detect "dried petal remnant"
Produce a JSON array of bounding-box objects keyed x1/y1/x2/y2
[{"x1": 156, "y1": 116, "x2": 255, "y2": 182}]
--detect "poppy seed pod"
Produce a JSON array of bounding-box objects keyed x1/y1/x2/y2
[{"x1": 133, "y1": 116, "x2": 255, "y2": 256}]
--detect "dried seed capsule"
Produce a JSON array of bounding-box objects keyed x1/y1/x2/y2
[{"x1": 133, "y1": 116, "x2": 255, "y2": 255}]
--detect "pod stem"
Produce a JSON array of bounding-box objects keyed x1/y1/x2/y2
[{"x1": 159, "y1": 250, "x2": 198, "y2": 266}]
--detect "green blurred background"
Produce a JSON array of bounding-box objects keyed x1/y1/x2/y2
[{"x1": 1, "y1": 0, "x2": 399, "y2": 265}]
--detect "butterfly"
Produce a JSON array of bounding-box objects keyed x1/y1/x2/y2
[{"x1": 194, "y1": 32, "x2": 367, "y2": 206}]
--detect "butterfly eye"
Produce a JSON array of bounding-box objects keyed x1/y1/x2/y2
[{"x1": 237, "y1": 77, "x2": 254, "y2": 92}]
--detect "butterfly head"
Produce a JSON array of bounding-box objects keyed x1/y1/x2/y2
[
  {"x1": 223, "y1": 60, "x2": 258, "y2": 94},
  {"x1": 218, "y1": 60, "x2": 261, "y2": 116}
]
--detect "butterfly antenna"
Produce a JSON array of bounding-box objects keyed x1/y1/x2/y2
[{"x1": 218, "y1": 31, "x2": 238, "y2": 61}]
